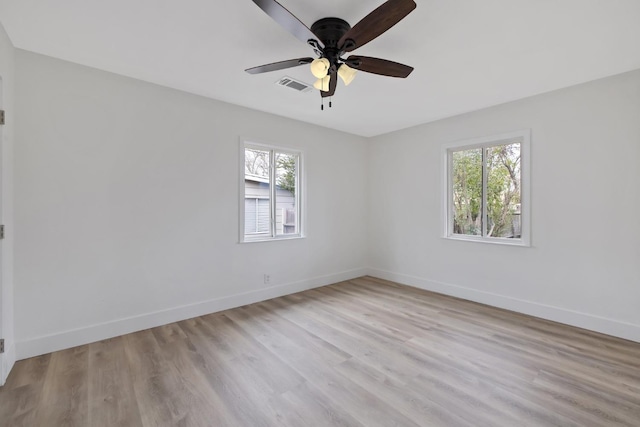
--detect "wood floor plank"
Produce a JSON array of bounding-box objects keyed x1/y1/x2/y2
[
  {"x1": 263, "y1": 296, "x2": 422, "y2": 384},
  {"x1": 87, "y1": 337, "x2": 143, "y2": 427},
  {"x1": 236, "y1": 303, "x2": 352, "y2": 366},
  {"x1": 152, "y1": 335, "x2": 244, "y2": 427},
  {"x1": 2, "y1": 276, "x2": 640, "y2": 426},
  {"x1": 0, "y1": 354, "x2": 51, "y2": 426},
  {"x1": 0, "y1": 384, "x2": 44, "y2": 427},
  {"x1": 201, "y1": 312, "x2": 306, "y2": 394},
  {"x1": 224, "y1": 304, "x2": 423, "y2": 427},
  {"x1": 124, "y1": 329, "x2": 236, "y2": 427},
  {"x1": 333, "y1": 357, "x2": 477, "y2": 427},
  {"x1": 2, "y1": 354, "x2": 51, "y2": 391},
  {"x1": 32, "y1": 346, "x2": 89, "y2": 427},
  {"x1": 177, "y1": 315, "x2": 300, "y2": 427},
  {"x1": 278, "y1": 381, "x2": 366, "y2": 427}
]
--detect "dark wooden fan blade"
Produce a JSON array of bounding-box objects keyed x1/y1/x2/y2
[
  {"x1": 320, "y1": 72, "x2": 337, "y2": 97},
  {"x1": 251, "y1": 0, "x2": 323, "y2": 47},
  {"x1": 346, "y1": 56, "x2": 413, "y2": 78},
  {"x1": 245, "y1": 58, "x2": 314, "y2": 74},
  {"x1": 338, "y1": 0, "x2": 416, "y2": 52}
]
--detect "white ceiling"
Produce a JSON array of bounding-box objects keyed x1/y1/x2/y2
[{"x1": 1, "y1": 0, "x2": 639, "y2": 137}]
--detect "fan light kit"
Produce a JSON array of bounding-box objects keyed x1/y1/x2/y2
[
  {"x1": 310, "y1": 58, "x2": 330, "y2": 79},
  {"x1": 245, "y1": 0, "x2": 416, "y2": 110}
]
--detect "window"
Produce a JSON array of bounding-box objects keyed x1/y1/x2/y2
[
  {"x1": 443, "y1": 130, "x2": 530, "y2": 246},
  {"x1": 240, "y1": 141, "x2": 302, "y2": 242}
]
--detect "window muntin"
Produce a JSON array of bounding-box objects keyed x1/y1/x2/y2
[
  {"x1": 444, "y1": 130, "x2": 530, "y2": 246},
  {"x1": 241, "y1": 142, "x2": 302, "y2": 242}
]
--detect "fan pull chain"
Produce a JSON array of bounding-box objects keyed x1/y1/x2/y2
[{"x1": 320, "y1": 97, "x2": 334, "y2": 111}]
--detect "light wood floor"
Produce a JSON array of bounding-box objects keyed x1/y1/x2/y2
[{"x1": 2, "y1": 276, "x2": 640, "y2": 426}]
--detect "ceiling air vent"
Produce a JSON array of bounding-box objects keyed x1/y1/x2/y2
[{"x1": 276, "y1": 76, "x2": 313, "y2": 93}]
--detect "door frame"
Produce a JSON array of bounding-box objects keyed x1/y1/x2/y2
[{"x1": 0, "y1": 75, "x2": 6, "y2": 385}]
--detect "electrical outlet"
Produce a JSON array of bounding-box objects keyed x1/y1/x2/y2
[{"x1": 264, "y1": 274, "x2": 271, "y2": 285}]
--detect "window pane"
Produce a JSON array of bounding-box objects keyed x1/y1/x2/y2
[
  {"x1": 244, "y1": 198, "x2": 270, "y2": 234},
  {"x1": 245, "y1": 148, "x2": 270, "y2": 178},
  {"x1": 256, "y1": 199, "x2": 270, "y2": 233},
  {"x1": 275, "y1": 152, "x2": 297, "y2": 235},
  {"x1": 452, "y1": 148, "x2": 482, "y2": 236},
  {"x1": 245, "y1": 198, "x2": 257, "y2": 234},
  {"x1": 486, "y1": 143, "x2": 521, "y2": 238},
  {"x1": 245, "y1": 148, "x2": 271, "y2": 236}
]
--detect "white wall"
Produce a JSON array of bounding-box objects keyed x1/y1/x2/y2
[
  {"x1": 14, "y1": 50, "x2": 368, "y2": 358},
  {"x1": 368, "y1": 69, "x2": 640, "y2": 341},
  {"x1": 0, "y1": 21, "x2": 15, "y2": 384}
]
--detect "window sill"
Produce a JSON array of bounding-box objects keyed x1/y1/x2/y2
[
  {"x1": 443, "y1": 234, "x2": 530, "y2": 247},
  {"x1": 240, "y1": 234, "x2": 305, "y2": 244}
]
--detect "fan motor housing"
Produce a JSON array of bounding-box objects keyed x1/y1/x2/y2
[{"x1": 311, "y1": 18, "x2": 351, "y2": 48}]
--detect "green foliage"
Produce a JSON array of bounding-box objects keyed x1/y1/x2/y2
[
  {"x1": 452, "y1": 149, "x2": 482, "y2": 235},
  {"x1": 486, "y1": 144, "x2": 521, "y2": 237},
  {"x1": 276, "y1": 154, "x2": 296, "y2": 196}
]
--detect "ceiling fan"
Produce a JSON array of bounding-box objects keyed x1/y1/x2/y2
[{"x1": 245, "y1": 0, "x2": 417, "y2": 109}]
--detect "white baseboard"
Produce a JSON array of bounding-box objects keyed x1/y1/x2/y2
[
  {"x1": 367, "y1": 268, "x2": 640, "y2": 343},
  {"x1": 16, "y1": 268, "x2": 367, "y2": 360}
]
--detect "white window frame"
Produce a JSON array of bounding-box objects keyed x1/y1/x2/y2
[
  {"x1": 442, "y1": 129, "x2": 531, "y2": 246},
  {"x1": 239, "y1": 139, "x2": 304, "y2": 243}
]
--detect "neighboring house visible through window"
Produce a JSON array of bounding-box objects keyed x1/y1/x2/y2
[
  {"x1": 240, "y1": 141, "x2": 302, "y2": 242},
  {"x1": 442, "y1": 130, "x2": 530, "y2": 246}
]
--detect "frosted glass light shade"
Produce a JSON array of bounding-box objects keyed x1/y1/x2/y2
[
  {"x1": 310, "y1": 58, "x2": 330, "y2": 79},
  {"x1": 338, "y1": 63, "x2": 357, "y2": 86},
  {"x1": 313, "y1": 75, "x2": 331, "y2": 92}
]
